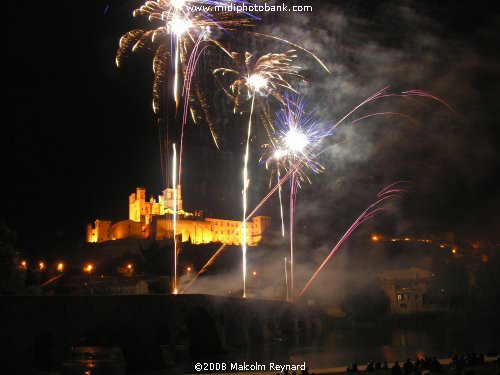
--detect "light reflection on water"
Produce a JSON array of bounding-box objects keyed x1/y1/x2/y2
[{"x1": 135, "y1": 327, "x2": 499, "y2": 374}]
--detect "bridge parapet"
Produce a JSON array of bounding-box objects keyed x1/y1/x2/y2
[{"x1": 0, "y1": 295, "x2": 322, "y2": 373}]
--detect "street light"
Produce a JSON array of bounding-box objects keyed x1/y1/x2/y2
[
  {"x1": 127, "y1": 263, "x2": 133, "y2": 276},
  {"x1": 84, "y1": 264, "x2": 94, "y2": 274},
  {"x1": 39, "y1": 262, "x2": 46, "y2": 271},
  {"x1": 57, "y1": 262, "x2": 64, "y2": 272}
]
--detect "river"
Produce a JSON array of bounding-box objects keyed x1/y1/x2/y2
[{"x1": 137, "y1": 324, "x2": 500, "y2": 374}]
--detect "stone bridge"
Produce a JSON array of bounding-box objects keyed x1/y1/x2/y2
[{"x1": 0, "y1": 294, "x2": 323, "y2": 373}]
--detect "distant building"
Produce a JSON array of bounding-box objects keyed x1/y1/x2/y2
[
  {"x1": 377, "y1": 267, "x2": 438, "y2": 314},
  {"x1": 371, "y1": 232, "x2": 455, "y2": 248},
  {"x1": 87, "y1": 186, "x2": 271, "y2": 246},
  {"x1": 93, "y1": 278, "x2": 149, "y2": 295}
]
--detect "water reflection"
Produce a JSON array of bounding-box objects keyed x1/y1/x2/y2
[{"x1": 136, "y1": 326, "x2": 499, "y2": 374}]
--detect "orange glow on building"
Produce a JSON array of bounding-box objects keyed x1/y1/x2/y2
[{"x1": 87, "y1": 186, "x2": 271, "y2": 246}]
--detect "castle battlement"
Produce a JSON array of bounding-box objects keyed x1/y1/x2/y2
[{"x1": 87, "y1": 186, "x2": 271, "y2": 246}]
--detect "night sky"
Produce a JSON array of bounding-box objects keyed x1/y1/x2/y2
[{"x1": 2, "y1": 0, "x2": 499, "y2": 257}]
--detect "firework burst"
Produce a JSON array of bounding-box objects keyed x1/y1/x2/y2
[
  {"x1": 261, "y1": 95, "x2": 332, "y2": 299},
  {"x1": 117, "y1": 0, "x2": 253, "y2": 111},
  {"x1": 263, "y1": 94, "x2": 333, "y2": 184},
  {"x1": 214, "y1": 50, "x2": 303, "y2": 115}
]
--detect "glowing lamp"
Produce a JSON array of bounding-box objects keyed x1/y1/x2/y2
[
  {"x1": 57, "y1": 262, "x2": 64, "y2": 272},
  {"x1": 39, "y1": 262, "x2": 46, "y2": 271},
  {"x1": 84, "y1": 264, "x2": 94, "y2": 273}
]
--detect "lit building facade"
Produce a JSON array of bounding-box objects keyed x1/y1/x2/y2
[
  {"x1": 87, "y1": 186, "x2": 271, "y2": 246},
  {"x1": 377, "y1": 267, "x2": 438, "y2": 314}
]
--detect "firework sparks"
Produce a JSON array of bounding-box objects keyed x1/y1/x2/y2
[{"x1": 297, "y1": 183, "x2": 408, "y2": 299}]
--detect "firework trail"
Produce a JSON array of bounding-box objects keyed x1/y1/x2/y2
[
  {"x1": 284, "y1": 256, "x2": 289, "y2": 302},
  {"x1": 180, "y1": 154, "x2": 310, "y2": 293},
  {"x1": 172, "y1": 143, "x2": 179, "y2": 294},
  {"x1": 214, "y1": 50, "x2": 305, "y2": 297},
  {"x1": 277, "y1": 166, "x2": 285, "y2": 237},
  {"x1": 297, "y1": 183, "x2": 409, "y2": 299}
]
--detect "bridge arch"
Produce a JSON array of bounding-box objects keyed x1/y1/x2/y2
[
  {"x1": 33, "y1": 330, "x2": 58, "y2": 372},
  {"x1": 224, "y1": 315, "x2": 246, "y2": 349},
  {"x1": 279, "y1": 309, "x2": 298, "y2": 344},
  {"x1": 297, "y1": 314, "x2": 310, "y2": 344},
  {"x1": 183, "y1": 306, "x2": 223, "y2": 356},
  {"x1": 85, "y1": 320, "x2": 147, "y2": 370},
  {"x1": 155, "y1": 324, "x2": 171, "y2": 346},
  {"x1": 266, "y1": 317, "x2": 278, "y2": 338},
  {"x1": 247, "y1": 315, "x2": 264, "y2": 345}
]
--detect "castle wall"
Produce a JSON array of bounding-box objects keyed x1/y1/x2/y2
[
  {"x1": 87, "y1": 220, "x2": 112, "y2": 243},
  {"x1": 110, "y1": 220, "x2": 143, "y2": 241},
  {"x1": 88, "y1": 187, "x2": 271, "y2": 245}
]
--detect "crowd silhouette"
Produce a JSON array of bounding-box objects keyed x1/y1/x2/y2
[{"x1": 343, "y1": 352, "x2": 498, "y2": 374}]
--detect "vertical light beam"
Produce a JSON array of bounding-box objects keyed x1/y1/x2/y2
[
  {"x1": 172, "y1": 143, "x2": 178, "y2": 294},
  {"x1": 242, "y1": 93, "x2": 256, "y2": 298},
  {"x1": 285, "y1": 256, "x2": 289, "y2": 302}
]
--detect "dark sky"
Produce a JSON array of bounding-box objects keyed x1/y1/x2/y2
[{"x1": 2, "y1": 0, "x2": 499, "y2": 256}]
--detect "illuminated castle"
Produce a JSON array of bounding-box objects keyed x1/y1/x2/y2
[{"x1": 87, "y1": 186, "x2": 271, "y2": 246}]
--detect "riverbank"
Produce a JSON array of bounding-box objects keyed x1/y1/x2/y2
[{"x1": 184, "y1": 356, "x2": 499, "y2": 375}]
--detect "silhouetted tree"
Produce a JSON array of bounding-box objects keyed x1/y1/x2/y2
[
  {"x1": 430, "y1": 256, "x2": 468, "y2": 310},
  {"x1": 0, "y1": 222, "x2": 25, "y2": 294}
]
